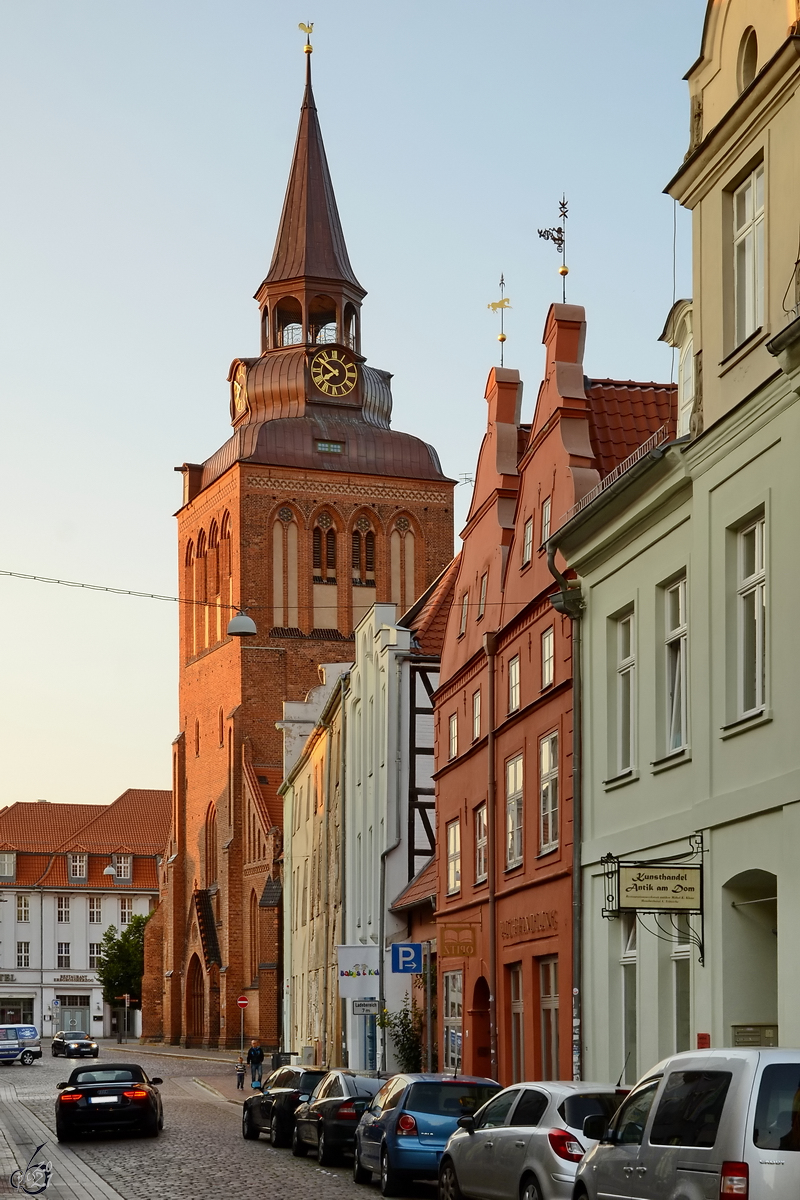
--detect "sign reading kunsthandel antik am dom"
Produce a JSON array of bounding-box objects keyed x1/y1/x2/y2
[{"x1": 618, "y1": 865, "x2": 701, "y2": 912}]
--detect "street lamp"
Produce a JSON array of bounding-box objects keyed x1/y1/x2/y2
[
  {"x1": 103, "y1": 865, "x2": 116, "y2": 881},
  {"x1": 227, "y1": 610, "x2": 257, "y2": 637}
]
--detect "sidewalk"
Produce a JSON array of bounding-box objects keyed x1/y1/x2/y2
[
  {"x1": 91, "y1": 1037, "x2": 239, "y2": 1064},
  {"x1": 195, "y1": 1073, "x2": 251, "y2": 1104}
]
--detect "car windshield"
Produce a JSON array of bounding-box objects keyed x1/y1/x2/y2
[
  {"x1": 73, "y1": 1068, "x2": 144, "y2": 1085},
  {"x1": 66, "y1": 1033, "x2": 89, "y2": 1039},
  {"x1": 300, "y1": 1072, "x2": 327, "y2": 1089},
  {"x1": 560, "y1": 1093, "x2": 622, "y2": 1129},
  {"x1": 405, "y1": 1082, "x2": 499, "y2": 1116},
  {"x1": 353, "y1": 1077, "x2": 382, "y2": 1096}
]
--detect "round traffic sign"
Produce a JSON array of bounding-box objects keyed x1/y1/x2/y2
[{"x1": 237, "y1": 996, "x2": 248, "y2": 1009}]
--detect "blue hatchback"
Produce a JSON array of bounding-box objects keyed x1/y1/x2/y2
[{"x1": 353, "y1": 1073, "x2": 499, "y2": 1196}]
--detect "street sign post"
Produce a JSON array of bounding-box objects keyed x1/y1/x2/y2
[
  {"x1": 391, "y1": 943, "x2": 423, "y2": 973},
  {"x1": 352, "y1": 999, "x2": 380, "y2": 1016},
  {"x1": 237, "y1": 995, "x2": 248, "y2": 1052}
]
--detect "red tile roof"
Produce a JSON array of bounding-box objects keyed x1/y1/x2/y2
[
  {"x1": 0, "y1": 802, "x2": 104, "y2": 852},
  {"x1": 401, "y1": 555, "x2": 460, "y2": 656},
  {"x1": 586, "y1": 380, "x2": 677, "y2": 478},
  {"x1": 391, "y1": 857, "x2": 437, "y2": 913},
  {"x1": 55, "y1": 789, "x2": 171, "y2": 855}
]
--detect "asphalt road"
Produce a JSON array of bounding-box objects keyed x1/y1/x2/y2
[{"x1": 2, "y1": 1044, "x2": 436, "y2": 1200}]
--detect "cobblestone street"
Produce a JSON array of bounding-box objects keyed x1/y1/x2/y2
[{"x1": 0, "y1": 1043, "x2": 436, "y2": 1200}]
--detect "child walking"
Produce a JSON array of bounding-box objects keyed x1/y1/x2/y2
[{"x1": 235, "y1": 1055, "x2": 245, "y2": 1090}]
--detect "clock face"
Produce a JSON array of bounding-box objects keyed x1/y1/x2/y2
[
  {"x1": 232, "y1": 363, "x2": 248, "y2": 414},
  {"x1": 311, "y1": 349, "x2": 358, "y2": 398}
]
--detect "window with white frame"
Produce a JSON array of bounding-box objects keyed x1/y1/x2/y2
[
  {"x1": 665, "y1": 578, "x2": 688, "y2": 751},
  {"x1": 475, "y1": 804, "x2": 487, "y2": 883},
  {"x1": 446, "y1": 820, "x2": 461, "y2": 895},
  {"x1": 88, "y1": 897, "x2": 102, "y2": 924},
  {"x1": 508, "y1": 655, "x2": 520, "y2": 713},
  {"x1": 478, "y1": 573, "x2": 487, "y2": 620},
  {"x1": 677, "y1": 338, "x2": 694, "y2": 437},
  {"x1": 672, "y1": 915, "x2": 691, "y2": 1053},
  {"x1": 739, "y1": 516, "x2": 766, "y2": 715},
  {"x1": 57, "y1": 896, "x2": 70, "y2": 923},
  {"x1": 0, "y1": 852, "x2": 14, "y2": 877},
  {"x1": 541, "y1": 626, "x2": 554, "y2": 689},
  {"x1": 541, "y1": 497, "x2": 551, "y2": 545},
  {"x1": 733, "y1": 163, "x2": 764, "y2": 347},
  {"x1": 522, "y1": 518, "x2": 533, "y2": 566},
  {"x1": 510, "y1": 964, "x2": 525, "y2": 1083},
  {"x1": 16, "y1": 895, "x2": 30, "y2": 923},
  {"x1": 539, "y1": 956, "x2": 559, "y2": 1080},
  {"x1": 472, "y1": 690, "x2": 481, "y2": 741},
  {"x1": 17, "y1": 941, "x2": 30, "y2": 968},
  {"x1": 89, "y1": 942, "x2": 102, "y2": 970},
  {"x1": 449, "y1": 713, "x2": 458, "y2": 760},
  {"x1": 506, "y1": 754, "x2": 524, "y2": 868},
  {"x1": 621, "y1": 913, "x2": 638, "y2": 1084},
  {"x1": 57, "y1": 942, "x2": 71, "y2": 969},
  {"x1": 119, "y1": 897, "x2": 133, "y2": 926},
  {"x1": 617, "y1": 612, "x2": 636, "y2": 772},
  {"x1": 69, "y1": 853, "x2": 87, "y2": 879},
  {"x1": 539, "y1": 732, "x2": 559, "y2": 852},
  {"x1": 442, "y1": 971, "x2": 463, "y2": 1071},
  {"x1": 458, "y1": 592, "x2": 469, "y2": 636},
  {"x1": 115, "y1": 855, "x2": 132, "y2": 880}
]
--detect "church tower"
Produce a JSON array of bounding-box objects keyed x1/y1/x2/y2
[{"x1": 142, "y1": 47, "x2": 454, "y2": 1049}]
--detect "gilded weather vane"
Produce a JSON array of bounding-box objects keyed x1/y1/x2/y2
[
  {"x1": 299, "y1": 21, "x2": 314, "y2": 52},
  {"x1": 487, "y1": 274, "x2": 511, "y2": 366},
  {"x1": 538, "y1": 195, "x2": 569, "y2": 302}
]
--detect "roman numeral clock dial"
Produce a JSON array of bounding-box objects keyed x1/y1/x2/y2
[{"x1": 311, "y1": 348, "x2": 358, "y2": 398}]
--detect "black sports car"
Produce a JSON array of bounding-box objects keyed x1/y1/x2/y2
[
  {"x1": 55, "y1": 1063, "x2": 163, "y2": 1141},
  {"x1": 51, "y1": 1030, "x2": 99, "y2": 1058},
  {"x1": 242, "y1": 1066, "x2": 327, "y2": 1147},
  {"x1": 292, "y1": 1070, "x2": 382, "y2": 1163}
]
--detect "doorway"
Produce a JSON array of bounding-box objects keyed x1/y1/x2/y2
[
  {"x1": 722, "y1": 870, "x2": 777, "y2": 1039},
  {"x1": 55, "y1": 995, "x2": 91, "y2": 1035},
  {"x1": 186, "y1": 956, "x2": 205, "y2": 1044},
  {"x1": 469, "y1": 976, "x2": 491, "y2": 1074}
]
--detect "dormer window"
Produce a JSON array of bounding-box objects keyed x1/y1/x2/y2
[
  {"x1": 115, "y1": 855, "x2": 132, "y2": 880},
  {"x1": 0, "y1": 852, "x2": 15, "y2": 878},
  {"x1": 68, "y1": 853, "x2": 87, "y2": 880}
]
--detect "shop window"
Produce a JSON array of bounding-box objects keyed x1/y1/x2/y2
[
  {"x1": 442, "y1": 971, "x2": 463, "y2": 1071},
  {"x1": 539, "y1": 956, "x2": 559, "y2": 1080}
]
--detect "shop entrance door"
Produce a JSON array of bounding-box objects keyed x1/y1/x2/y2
[{"x1": 55, "y1": 995, "x2": 91, "y2": 1035}]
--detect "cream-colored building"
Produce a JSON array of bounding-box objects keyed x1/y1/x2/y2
[{"x1": 552, "y1": 0, "x2": 800, "y2": 1083}]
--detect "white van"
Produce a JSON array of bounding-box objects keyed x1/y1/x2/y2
[
  {"x1": 574, "y1": 1048, "x2": 800, "y2": 1200},
  {"x1": 0, "y1": 1024, "x2": 42, "y2": 1065}
]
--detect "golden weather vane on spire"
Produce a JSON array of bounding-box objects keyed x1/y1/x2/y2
[
  {"x1": 487, "y1": 274, "x2": 511, "y2": 366},
  {"x1": 299, "y1": 22, "x2": 314, "y2": 52},
  {"x1": 538, "y1": 195, "x2": 569, "y2": 302}
]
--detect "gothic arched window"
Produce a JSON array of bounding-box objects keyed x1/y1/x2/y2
[
  {"x1": 273, "y1": 507, "x2": 299, "y2": 630},
  {"x1": 390, "y1": 517, "x2": 416, "y2": 612},
  {"x1": 206, "y1": 804, "x2": 218, "y2": 885},
  {"x1": 351, "y1": 517, "x2": 376, "y2": 587},
  {"x1": 249, "y1": 890, "x2": 259, "y2": 983}
]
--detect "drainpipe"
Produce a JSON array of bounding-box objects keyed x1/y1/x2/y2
[
  {"x1": 483, "y1": 631, "x2": 499, "y2": 1083},
  {"x1": 547, "y1": 544, "x2": 584, "y2": 1081},
  {"x1": 379, "y1": 646, "x2": 405, "y2": 1071},
  {"x1": 340, "y1": 673, "x2": 348, "y2": 1066}
]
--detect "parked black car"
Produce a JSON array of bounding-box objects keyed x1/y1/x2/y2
[
  {"x1": 242, "y1": 1065, "x2": 328, "y2": 1147},
  {"x1": 292, "y1": 1070, "x2": 383, "y2": 1163},
  {"x1": 55, "y1": 1063, "x2": 163, "y2": 1141},
  {"x1": 51, "y1": 1031, "x2": 99, "y2": 1058}
]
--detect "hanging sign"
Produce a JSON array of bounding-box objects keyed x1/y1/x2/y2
[
  {"x1": 440, "y1": 924, "x2": 479, "y2": 957},
  {"x1": 617, "y1": 864, "x2": 701, "y2": 912},
  {"x1": 336, "y1": 945, "x2": 380, "y2": 998}
]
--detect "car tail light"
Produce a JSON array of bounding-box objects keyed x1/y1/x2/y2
[
  {"x1": 337, "y1": 1101, "x2": 359, "y2": 1120},
  {"x1": 548, "y1": 1128, "x2": 585, "y2": 1163},
  {"x1": 123, "y1": 1089, "x2": 149, "y2": 1099},
  {"x1": 59, "y1": 1092, "x2": 81, "y2": 1103},
  {"x1": 397, "y1": 1113, "x2": 418, "y2": 1135},
  {"x1": 720, "y1": 1162, "x2": 749, "y2": 1197}
]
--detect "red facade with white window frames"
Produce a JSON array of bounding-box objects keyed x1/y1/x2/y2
[{"x1": 434, "y1": 305, "x2": 675, "y2": 1084}]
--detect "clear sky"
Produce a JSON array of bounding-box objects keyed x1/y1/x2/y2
[{"x1": 0, "y1": 1, "x2": 706, "y2": 806}]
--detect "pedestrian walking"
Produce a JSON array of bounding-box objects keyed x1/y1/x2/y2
[
  {"x1": 246, "y1": 1039, "x2": 264, "y2": 1086},
  {"x1": 235, "y1": 1056, "x2": 245, "y2": 1090}
]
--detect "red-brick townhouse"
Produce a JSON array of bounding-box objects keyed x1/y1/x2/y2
[
  {"x1": 434, "y1": 304, "x2": 675, "y2": 1083},
  {"x1": 0, "y1": 789, "x2": 170, "y2": 1038},
  {"x1": 141, "y1": 54, "x2": 453, "y2": 1048}
]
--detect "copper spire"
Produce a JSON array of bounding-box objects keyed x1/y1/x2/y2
[{"x1": 265, "y1": 49, "x2": 364, "y2": 293}]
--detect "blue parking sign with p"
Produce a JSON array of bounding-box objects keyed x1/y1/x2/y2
[{"x1": 391, "y1": 943, "x2": 423, "y2": 973}]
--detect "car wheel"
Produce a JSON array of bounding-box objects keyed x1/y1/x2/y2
[
  {"x1": 353, "y1": 1141, "x2": 372, "y2": 1185},
  {"x1": 520, "y1": 1178, "x2": 543, "y2": 1200},
  {"x1": 439, "y1": 1159, "x2": 464, "y2": 1200},
  {"x1": 51, "y1": 1048, "x2": 58, "y2": 1057},
  {"x1": 270, "y1": 1114, "x2": 289, "y2": 1148},
  {"x1": 19, "y1": 1051, "x2": 35, "y2": 1066},
  {"x1": 55, "y1": 1124, "x2": 72, "y2": 1143},
  {"x1": 143, "y1": 1115, "x2": 160, "y2": 1138},
  {"x1": 92, "y1": 1052, "x2": 99, "y2": 1059},
  {"x1": 242, "y1": 1107, "x2": 260, "y2": 1140},
  {"x1": 318, "y1": 1127, "x2": 338, "y2": 1166},
  {"x1": 291, "y1": 1125, "x2": 308, "y2": 1157},
  {"x1": 380, "y1": 1146, "x2": 404, "y2": 1197}
]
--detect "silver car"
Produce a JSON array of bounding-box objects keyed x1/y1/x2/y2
[
  {"x1": 574, "y1": 1047, "x2": 800, "y2": 1200},
  {"x1": 438, "y1": 1081, "x2": 624, "y2": 1200}
]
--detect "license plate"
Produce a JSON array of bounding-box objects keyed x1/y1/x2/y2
[{"x1": 89, "y1": 1096, "x2": 117, "y2": 1104}]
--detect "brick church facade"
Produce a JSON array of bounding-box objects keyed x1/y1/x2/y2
[{"x1": 142, "y1": 52, "x2": 454, "y2": 1048}]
